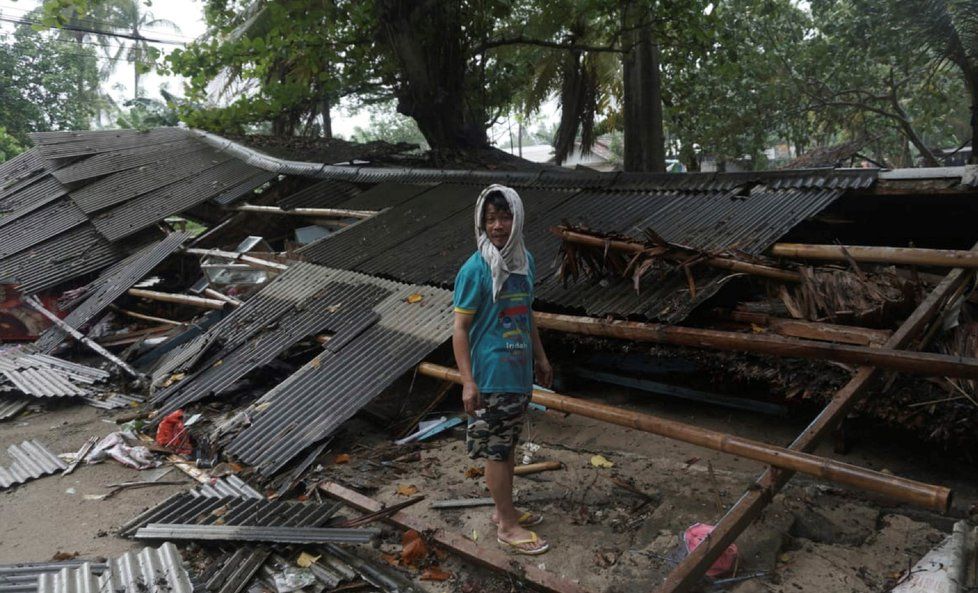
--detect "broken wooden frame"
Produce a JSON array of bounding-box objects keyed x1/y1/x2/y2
[
  {"x1": 554, "y1": 226, "x2": 802, "y2": 283},
  {"x1": 321, "y1": 482, "x2": 591, "y2": 593},
  {"x1": 653, "y1": 246, "x2": 976, "y2": 593},
  {"x1": 533, "y1": 312, "x2": 978, "y2": 381},
  {"x1": 773, "y1": 242, "x2": 978, "y2": 269},
  {"x1": 417, "y1": 363, "x2": 951, "y2": 512}
]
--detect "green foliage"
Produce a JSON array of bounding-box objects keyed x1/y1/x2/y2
[
  {"x1": 0, "y1": 22, "x2": 101, "y2": 146},
  {"x1": 0, "y1": 128, "x2": 25, "y2": 163},
  {"x1": 115, "y1": 97, "x2": 181, "y2": 129},
  {"x1": 350, "y1": 107, "x2": 428, "y2": 149}
]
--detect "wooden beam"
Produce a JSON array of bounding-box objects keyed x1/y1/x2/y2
[
  {"x1": 24, "y1": 296, "x2": 144, "y2": 379},
  {"x1": 773, "y1": 243, "x2": 978, "y2": 269},
  {"x1": 654, "y1": 248, "x2": 976, "y2": 593},
  {"x1": 233, "y1": 203, "x2": 378, "y2": 220},
  {"x1": 320, "y1": 482, "x2": 591, "y2": 593},
  {"x1": 203, "y1": 287, "x2": 243, "y2": 307},
  {"x1": 127, "y1": 289, "x2": 227, "y2": 311},
  {"x1": 556, "y1": 228, "x2": 802, "y2": 283},
  {"x1": 513, "y1": 460, "x2": 563, "y2": 476},
  {"x1": 417, "y1": 363, "x2": 950, "y2": 512},
  {"x1": 534, "y1": 311, "x2": 978, "y2": 380}
]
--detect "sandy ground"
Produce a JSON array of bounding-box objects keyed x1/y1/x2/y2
[
  {"x1": 0, "y1": 381, "x2": 973, "y2": 592},
  {"x1": 0, "y1": 403, "x2": 194, "y2": 563}
]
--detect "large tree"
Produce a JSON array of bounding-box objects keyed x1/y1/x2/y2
[{"x1": 0, "y1": 21, "x2": 101, "y2": 146}]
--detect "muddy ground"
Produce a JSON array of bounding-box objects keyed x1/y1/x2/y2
[{"x1": 0, "y1": 381, "x2": 973, "y2": 592}]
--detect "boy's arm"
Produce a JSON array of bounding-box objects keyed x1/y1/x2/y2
[
  {"x1": 452, "y1": 311, "x2": 481, "y2": 415},
  {"x1": 530, "y1": 311, "x2": 553, "y2": 388}
]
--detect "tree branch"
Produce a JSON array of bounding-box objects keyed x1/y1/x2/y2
[{"x1": 475, "y1": 36, "x2": 623, "y2": 54}]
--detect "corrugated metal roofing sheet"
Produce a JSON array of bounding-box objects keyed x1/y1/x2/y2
[
  {"x1": 35, "y1": 232, "x2": 190, "y2": 353},
  {"x1": 0, "y1": 176, "x2": 68, "y2": 225},
  {"x1": 225, "y1": 263, "x2": 454, "y2": 477},
  {"x1": 0, "y1": 560, "x2": 108, "y2": 593},
  {"x1": 120, "y1": 492, "x2": 341, "y2": 537},
  {"x1": 0, "y1": 225, "x2": 125, "y2": 294},
  {"x1": 297, "y1": 183, "x2": 480, "y2": 270},
  {"x1": 0, "y1": 396, "x2": 28, "y2": 421},
  {"x1": 277, "y1": 179, "x2": 362, "y2": 210},
  {"x1": 0, "y1": 355, "x2": 90, "y2": 398},
  {"x1": 297, "y1": 181, "x2": 844, "y2": 322},
  {"x1": 191, "y1": 475, "x2": 264, "y2": 499},
  {"x1": 91, "y1": 159, "x2": 257, "y2": 241},
  {"x1": 69, "y1": 146, "x2": 230, "y2": 214},
  {"x1": 36, "y1": 543, "x2": 192, "y2": 593},
  {"x1": 210, "y1": 169, "x2": 278, "y2": 205},
  {"x1": 0, "y1": 151, "x2": 49, "y2": 207},
  {"x1": 153, "y1": 279, "x2": 390, "y2": 417},
  {"x1": 0, "y1": 198, "x2": 87, "y2": 260},
  {"x1": 0, "y1": 439, "x2": 67, "y2": 489},
  {"x1": 50, "y1": 138, "x2": 206, "y2": 185},
  {"x1": 30, "y1": 128, "x2": 190, "y2": 160},
  {"x1": 135, "y1": 524, "x2": 378, "y2": 544}
]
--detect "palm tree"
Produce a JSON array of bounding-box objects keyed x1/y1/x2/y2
[
  {"x1": 889, "y1": 0, "x2": 978, "y2": 163},
  {"x1": 102, "y1": 0, "x2": 181, "y2": 99}
]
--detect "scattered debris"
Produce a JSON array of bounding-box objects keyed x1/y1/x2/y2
[{"x1": 0, "y1": 439, "x2": 67, "y2": 490}]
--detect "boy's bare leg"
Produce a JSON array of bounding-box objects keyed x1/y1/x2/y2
[{"x1": 486, "y1": 455, "x2": 538, "y2": 544}]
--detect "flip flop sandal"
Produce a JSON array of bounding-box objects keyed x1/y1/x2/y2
[
  {"x1": 517, "y1": 511, "x2": 544, "y2": 527},
  {"x1": 497, "y1": 530, "x2": 550, "y2": 555}
]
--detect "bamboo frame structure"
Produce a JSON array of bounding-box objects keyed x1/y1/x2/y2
[
  {"x1": 555, "y1": 227, "x2": 802, "y2": 283},
  {"x1": 533, "y1": 312, "x2": 978, "y2": 380},
  {"x1": 773, "y1": 243, "x2": 978, "y2": 269},
  {"x1": 654, "y1": 245, "x2": 977, "y2": 592},
  {"x1": 416, "y1": 363, "x2": 951, "y2": 512}
]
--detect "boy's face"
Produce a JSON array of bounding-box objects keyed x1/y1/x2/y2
[{"x1": 484, "y1": 203, "x2": 513, "y2": 249}]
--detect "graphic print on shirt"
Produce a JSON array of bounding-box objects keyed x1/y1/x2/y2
[{"x1": 497, "y1": 274, "x2": 531, "y2": 369}]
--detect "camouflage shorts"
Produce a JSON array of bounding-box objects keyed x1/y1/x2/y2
[{"x1": 466, "y1": 392, "x2": 531, "y2": 461}]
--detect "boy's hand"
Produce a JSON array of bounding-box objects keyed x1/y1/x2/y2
[
  {"x1": 534, "y1": 356, "x2": 553, "y2": 389},
  {"x1": 462, "y1": 381, "x2": 482, "y2": 416}
]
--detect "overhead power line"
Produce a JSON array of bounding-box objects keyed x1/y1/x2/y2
[{"x1": 0, "y1": 14, "x2": 187, "y2": 45}]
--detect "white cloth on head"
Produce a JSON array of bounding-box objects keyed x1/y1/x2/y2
[{"x1": 473, "y1": 184, "x2": 528, "y2": 301}]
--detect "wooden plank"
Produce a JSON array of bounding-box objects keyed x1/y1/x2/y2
[
  {"x1": 718, "y1": 309, "x2": 892, "y2": 346},
  {"x1": 534, "y1": 312, "x2": 978, "y2": 380},
  {"x1": 654, "y1": 250, "x2": 976, "y2": 593},
  {"x1": 320, "y1": 482, "x2": 592, "y2": 593}
]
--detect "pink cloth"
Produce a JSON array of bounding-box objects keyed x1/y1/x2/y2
[{"x1": 684, "y1": 522, "x2": 739, "y2": 577}]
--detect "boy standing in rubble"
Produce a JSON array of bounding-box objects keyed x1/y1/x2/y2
[{"x1": 452, "y1": 184, "x2": 553, "y2": 555}]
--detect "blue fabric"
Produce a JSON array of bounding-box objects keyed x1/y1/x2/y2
[{"x1": 453, "y1": 251, "x2": 535, "y2": 394}]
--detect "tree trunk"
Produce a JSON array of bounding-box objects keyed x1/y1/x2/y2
[
  {"x1": 966, "y1": 67, "x2": 978, "y2": 165},
  {"x1": 621, "y1": 10, "x2": 666, "y2": 173},
  {"x1": 320, "y1": 97, "x2": 333, "y2": 140},
  {"x1": 375, "y1": 0, "x2": 488, "y2": 150}
]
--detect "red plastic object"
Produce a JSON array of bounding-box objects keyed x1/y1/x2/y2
[{"x1": 155, "y1": 410, "x2": 192, "y2": 454}]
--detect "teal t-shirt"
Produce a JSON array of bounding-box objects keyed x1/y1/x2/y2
[{"x1": 453, "y1": 251, "x2": 536, "y2": 394}]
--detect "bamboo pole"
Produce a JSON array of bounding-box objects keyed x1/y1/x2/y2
[
  {"x1": 417, "y1": 363, "x2": 950, "y2": 512},
  {"x1": 203, "y1": 288, "x2": 243, "y2": 307},
  {"x1": 556, "y1": 228, "x2": 802, "y2": 283},
  {"x1": 533, "y1": 311, "x2": 978, "y2": 380},
  {"x1": 656, "y1": 245, "x2": 977, "y2": 593},
  {"x1": 127, "y1": 289, "x2": 227, "y2": 310},
  {"x1": 772, "y1": 243, "x2": 978, "y2": 269},
  {"x1": 718, "y1": 309, "x2": 892, "y2": 346},
  {"x1": 182, "y1": 247, "x2": 290, "y2": 272},
  {"x1": 25, "y1": 297, "x2": 144, "y2": 379},
  {"x1": 233, "y1": 203, "x2": 377, "y2": 220},
  {"x1": 513, "y1": 460, "x2": 563, "y2": 476},
  {"x1": 111, "y1": 306, "x2": 187, "y2": 327}
]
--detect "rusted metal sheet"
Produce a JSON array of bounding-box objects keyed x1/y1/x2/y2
[
  {"x1": 0, "y1": 439, "x2": 67, "y2": 489},
  {"x1": 35, "y1": 232, "x2": 190, "y2": 353},
  {"x1": 224, "y1": 263, "x2": 454, "y2": 477}
]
